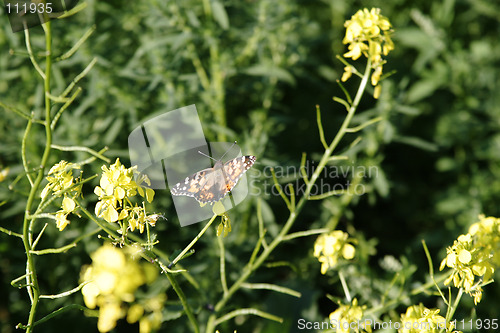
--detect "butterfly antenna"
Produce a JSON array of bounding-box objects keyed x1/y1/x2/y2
[
  {"x1": 198, "y1": 141, "x2": 238, "y2": 161},
  {"x1": 219, "y1": 141, "x2": 237, "y2": 160},
  {"x1": 197, "y1": 150, "x2": 217, "y2": 161}
]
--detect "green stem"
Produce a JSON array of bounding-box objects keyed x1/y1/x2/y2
[
  {"x1": 338, "y1": 270, "x2": 351, "y2": 302},
  {"x1": 22, "y1": 20, "x2": 53, "y2": 333},
  {"x1": 217, "y1": 235, "x2": 229, "y2": 296},
  {"x1": 22, "y1": 113, "x2": 34, "y2": 186},
  {"x1": 169, "y1": 214, "x2": 217, "y2": 268},
  {"x1": 205, "y1": 59, "x2": 373, "y2": 333}
]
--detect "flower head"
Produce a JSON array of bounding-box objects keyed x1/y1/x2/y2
[
  {"x1": 41, "y1": 161, "x2": 80, "y2": 198},
  {"x1": 342, "y1": 8, "x2": 394, "y2": 97},
  {"x1": 314, "y1": 230, "x2": 356, "y2": 274},
  {"x1": 440, "y1": 215, "x2": 497, "y2": 304},
  {"x1": 94, "y1": 159, "x2": 156, "y2": 233},
  {"x1": 41, "y1": 161, "x2": 81, "y2": 231},
  {"x1": 468, "y1": 215, "x2": 500, "y2": 267},
  {"x1": 329, "y1": 298, "x2": 371, "y2": 333},
  {"x1": 81, "y1": 244, "x2": 160, "y2": 332},
  {"x1": 399, "y1": 304, "x2": 459, "y2": 333}
]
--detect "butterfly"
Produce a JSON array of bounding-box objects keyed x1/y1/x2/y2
[{"x1": 170, "y1": 155, "x2": 256, "y2": 204}]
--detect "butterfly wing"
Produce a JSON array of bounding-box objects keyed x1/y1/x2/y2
[
  {"x1": 170, "y1": 167, "x2": 217, "y2": 203},
  {"x1": 219, "y1": 156, "x2": 256, "y2": 193}
]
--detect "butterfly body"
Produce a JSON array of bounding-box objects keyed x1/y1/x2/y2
[{"x1": 171, "y1": 156, "x2": 256, "y2": 203}]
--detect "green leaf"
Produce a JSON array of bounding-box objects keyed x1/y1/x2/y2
[{"x1": 212, "y1": 1, "x2": 229, "y2": 30}]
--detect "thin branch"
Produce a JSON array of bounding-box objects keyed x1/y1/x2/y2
[
  {"x1": 0, "y1": 101, "x2": 34, "y2": 121},
  {"x1": 214, "y1": 308, "x2": 283, "y2": 326},
  {"x1": 0, "y1": 226, "x2": 23, "y2": 238},
  {"x1": 316, "y1": 105, "x2": 328, "y2": 149},
  {"x1": 283, "y1": 228, "x2": 330, "y2": 241},
  {"x1": 256, "y1": 198, "x2": 268, "y2": 250},
  {"x1": 217, "y1": 235, "x2": 229, "y2": 296},
  {"x1": 344, "y1": 116, "x2": 383, "y2": 133},
  {"x1": 168, "y1": 214, "x2": 217, "y2": 268},
  {"x1": 24, "y1": 27, "x2": 45, "y2": 79},
  {"x1": 31, "y1": 223, "x2": 48, "y2": 250},
  {"x1": 60, "y1": 57, "x2": 97, "y2": 98},
  {"x1": 50, "y1": 144, "x2": 110, "y2": 163},
  {"x1": 328, "y1": 155, "x2": 348, "y2": 162},
  {"x1": 22, "y1": 114, "x2": 35, "y2": 186},
  {"x1": 247, "y1": 230, "x2": 266, "y2": 269},
  {"x1": 57, "y1": 26, "x2": 96, "y2": 61},
  {"x1": 308, "y1": 189, "x2": 347, "y2": 200},
  {"x1": 300, "y1": 153, "x2": 309, "y2": 185},
  {"x1": 40, "y1": 281, "x2": 88, "y2": 299},
  {"x1": 333, "y1": 96, "x2": 351, "y2": 112},
  {"x1": 421, "y1": 239, "x2": 448, "y2": 304},
  {"x1": 30, "y1": 243, "x2": 77, "y2": 255},
  {"x1": 241, "y1": 283, "x2": 301, "y2": 298},
  {"x1": 270, "y1": 168, "x2": 291, "y2": 209},
  {"x1": 24, "y1": 304, "x2": 93, "y2": 329},
  {"x1": 50, "y1": 87, "x2": 81, "y2": 130}
]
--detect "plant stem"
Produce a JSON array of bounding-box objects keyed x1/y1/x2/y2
[
  {"x1": 22, "y1": 20, "x2": 53, "y2": 333},
  {"x1": 205, "y1": 59, "x2": 372, "y2": 332},
  {"x1": 169, "y1": 214, "x2": 217, "y2": 268}
]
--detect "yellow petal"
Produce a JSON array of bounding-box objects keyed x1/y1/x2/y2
[
  {"x1": 62, "y1": 197, "x2": 76, "y2": 213},
  {"x1": 458, "y1": 249, "x2": 472, "y2": 264}
]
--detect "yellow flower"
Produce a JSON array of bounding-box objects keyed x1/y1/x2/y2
[
  {"x1": 343, "y1": 8, "x2": 393, "y2": 63},
  {"x1": 341, "y1": 66, "x2": 353, "y2": 82},
  {"x1": 216, "y1": 213, "x2": 232, "y2": 237},
  {"x1": 94, "y1": 159, "x2": 155, "y2": 229},
  {"x1": 98, "y1": 302, "x2": 123, "y2": 333},
  {"x1": 439, "y1": 216, "x2": 498, "y2": 304},
  {"x1": 341, "y1": 8, "x2": 394, "y2": 97},
  {"x1": 41, "y1": 161, "x2": 81, "y2": 231},
  {"x1": 128, "y1": 206, "x2": 161, "y2": 233},
  {"x1": 41, "y1": 160, "x2": 80, "y2": 198},
  {"x1": 468, "y1": 215, "x2": 500, "y2": 267},
  {"x1": 55, "y1": 211, "x2": 70, "y2": 231},
  {"x1": 314, "y1": 230, "x2": 355, "y2": 274},
  {"x1": 54, "y1": 196, "x2": 77, "y2": 231},
  {"x1": 128, "y1": 295, "x2": 166, "y2": 333},
  {"x1": 329, "y1": 298, "x2": 371, "y2": 333},
  {"x1": 399, "y1": 304, "x2": 459, "y2": 333},
  {"x1": 371, "y1": 65, "x2": 383, "y2": 86},
  {"x1": 81, "y1": 244, "x2": 159, "y2": 332}
]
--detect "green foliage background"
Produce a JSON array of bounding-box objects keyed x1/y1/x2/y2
[{"x1": 1, "y1": 0, "x2": 500, "y2": 332}]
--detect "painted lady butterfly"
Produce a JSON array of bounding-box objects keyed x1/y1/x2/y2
[{"x1": 170, "y1": 155, "x2": 256, "y2": 204}]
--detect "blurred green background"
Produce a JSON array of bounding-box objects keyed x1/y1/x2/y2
[{"x1": 1, "y1": 0, "x2": 500, "y2": 332}]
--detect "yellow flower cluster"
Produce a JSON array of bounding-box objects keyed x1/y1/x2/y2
[
  {"x1": 41, "y1": 160, "x2": 81, "y2": 231},
  {"x1": 81, "y1": 244, "x2": 162, "y2": 333},
  {"x1": 468, "y1": 215, "x2": 500, "y2": 267},
  {"x1": 440, "y1": 215, "x2": 497, "y2": 304},
  {"x1": 329, "y1": 298, "x2": 371, "y2": 333},
  {"x1": 341, "y1": 8, "x2": 394, "y2": 98},
  {"x1": 399, "y1": 304, "x2": 459, "y2": 333},
  {"x1": 94, "y1": 159, "x2": 157, "y2": 233},
  {"x1": 314, "y1": 230, "x2": 355, "y2": 274}
]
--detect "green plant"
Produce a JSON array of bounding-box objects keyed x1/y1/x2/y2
[{"x1": 1, "y1": 2, "x2": 499, "y2": 333}]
